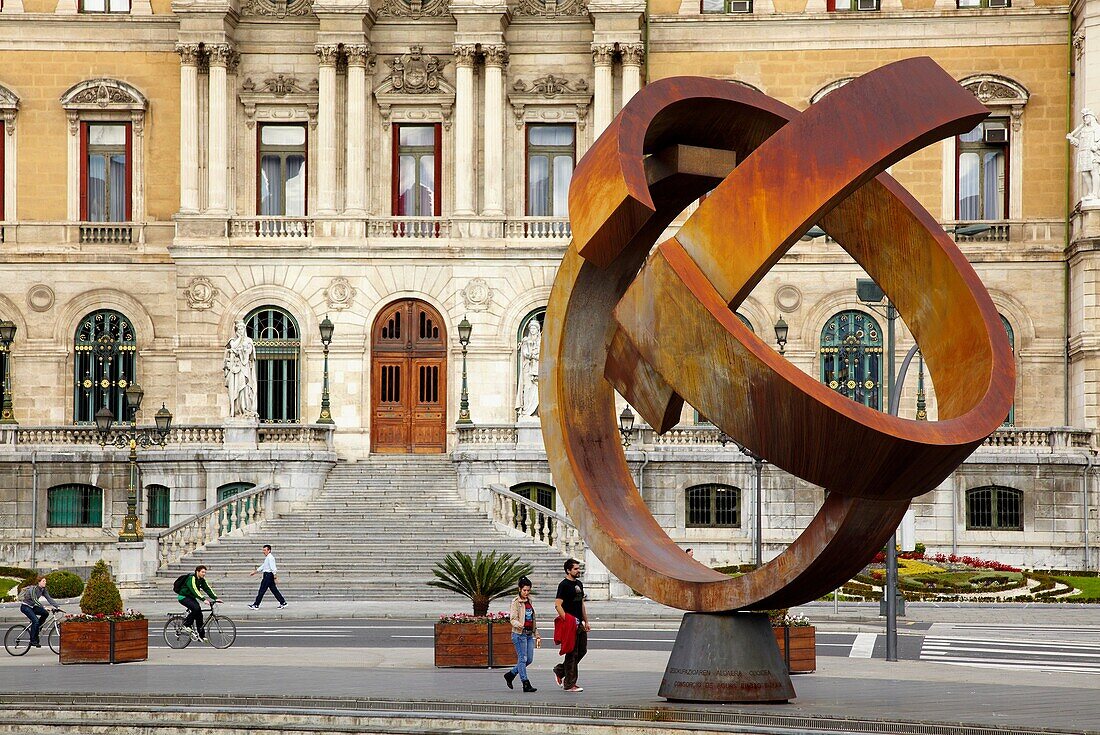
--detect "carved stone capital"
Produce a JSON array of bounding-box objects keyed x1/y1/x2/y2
[
  {"x1": 66, "y1": 111, "x2": 79, "y2": 136},
  {"x1": 345, "y1": 44, "x2": 371, "y2": 68},
  {"x1": 453, "y1": 44, "x2": 477, "y2": 68},
  {"x1": 620, "y1": 42, "x2": 645, "y2": 67},
  {"x1": 591, "y1": 44, "x2": 615, "y2": 66},
  {"x1": 207, "y1": 43, "x2": 235, "y2": 68},
  {"x1": 483, "y1": 45, "x2": 509, "y2": 68},
  {"x1": 316, "y1": 44, "x2": 341, "y2": 67},
  {"x1": 175, "y1": 43, "x2": 202, "y2": 66}
]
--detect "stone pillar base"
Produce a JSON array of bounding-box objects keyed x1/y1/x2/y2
[
  {"x1": 516, "y1": 417, "x2": 543, "y2": 449},
  {"x1": 115, "y1": 541, "x2": 146, "y2": 584},
  {"x1": 224, "y1": 417, "x2": 259, "y2": 449}
]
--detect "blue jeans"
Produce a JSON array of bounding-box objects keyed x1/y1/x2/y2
[
  {"x1": 20, "y1": 604, "x2": 46, "y2": 643},
  {"x1": 510, "y1": 632, "x2": 535, "y2": 681}
]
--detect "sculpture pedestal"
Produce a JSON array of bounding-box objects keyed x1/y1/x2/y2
[
  {"x1": 659, "y1": 612, "x2": 795, "y2": 703},
  {"x1": 224, "y1": 417, "x2": 258, "y2": 449},
  {"x1": 515, "y1": 416, "x2": 544, "y2": 450}
]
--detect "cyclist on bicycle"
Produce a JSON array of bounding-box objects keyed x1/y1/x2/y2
[
  {"x1": 19, "y1": 576, "x2": 60, "y2": 648},
  {"x1": 177, "y1": 565, "x2": 218, "y2": 642}
]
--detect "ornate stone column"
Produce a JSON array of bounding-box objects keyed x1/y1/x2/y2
[
  {"x1": 453, "y1": 44, "x2": 477, "y2": 216},
  {"x1": 592, "y1": 43, "x2": 616, "y2": 137},
  {"x1": 345, "y1": 44, "x2": 370, "y2": 214},
  {"x1": 176, "y1": 43, "x2": 201, "y2": 214},
  {"x1": 206, "y1": 43, "x2": 233, "y2": 214},
  {"x1": 620, "y1": 43, "x2": 644, "y2": 106},
  {"x1": 316, "y1": 44, "x2": 340, "y2": 215},
  {"x1": 482, "y1": 45, "x2": 508, "y2": 217}
]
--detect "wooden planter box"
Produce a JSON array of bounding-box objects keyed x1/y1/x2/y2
[
  {"x1": 434, "y1": 622, "x2": 516, "y2": 668},
  {"x1": 774, "y1": 625, "x2": 816, "y2": 674},
  {"x1": 60, "y1": 619, "x2": 148, "y2": 665}
]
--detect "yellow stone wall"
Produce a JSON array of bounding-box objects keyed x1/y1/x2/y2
[
  {"x1": 647, "y1": 45, "x2": 1068, "y2": 220},
  {"x1": 18, "y1": 0, "x2": 174, "y2": 10},
  {"x1": 650, "y1": 1, "x2": 1067, "y2": 11},
  {"x1": 0, "y1": 51, "x2": 180, "y2": 222}
]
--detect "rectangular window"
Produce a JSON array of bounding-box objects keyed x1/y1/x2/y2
[
  {"x1": 146, "y1": 485, "x2": 170, "y2": 528},
  {"x1": 828, "y1": 0, "x2": 879, "y2": 8},
  {"x1": 701, "y1": 0, "x2": 752, "y2": 11},
  {"x1": 81, "y1": 122, "x2": 131, "y2": 222},
  {"x1": 393, "y1": 124, "x2": 441, "y2": 216},
  {"x1": 47, "y1": 485, "x2": 103, "y2": 528},
  {"x1": 81, "y1": 0, "x2": 131, "y2": 12},
  {"x1": 258, "y1": 124, "x2": 307, "y2": 216},
  {"x1": 526, "y1": 124, "x2": 575, "y2": 218},
  {"x1": 956, "y1": 118, "x2": 1008, "y2": 221}
]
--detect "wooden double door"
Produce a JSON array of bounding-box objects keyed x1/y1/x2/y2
[{"x1": 371, "y1": 299, "x2": 447, "y2": 453}]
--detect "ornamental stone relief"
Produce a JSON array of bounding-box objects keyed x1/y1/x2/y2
[
  {"x1": 244, "y1": 75, "x2": 314, "y2": 97},
  {"x1": 965, "y1": 79, "x2": 1024, "y2": 104},
  {"x1": 240, "y1": 0, "x2": 313, "y2": 16},
  {"x1": 377, "y1": 0, "x2": 448, "y2": 18},
  {"x1": 461, "y1": 278, "x2": 493, "y2": 313},
  {"x1": 511, "y1": 75, "x2": 588, "y2": 98},
  {"x1": 185, "y1": 277, "x2": 219, "y2": 311},
  {"x1": 26, "y1": 285, "x2": 55, "y2": 313},
  {"x1": 324, "y1": 277, "x2": 357, "y2": 311},
  {"x1": 387, "y1": 47, "x2": 448, "y2": 95},
  {"x1": 513, "y1": 0, "x2": 588, "y2": 16}
]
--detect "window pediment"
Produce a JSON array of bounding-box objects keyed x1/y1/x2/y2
[
  {"x1": 513, "y1": 0, "x2": 589, "y2": 17},
  {"x1": 239, "y1": 75, "x2": 319, "y2": 129},
  {"x1": 374, "y1": 47, "x2": 455, "y2": 129},
  {"x1": 60, "y1": 78, "x2": 147, "y2": 112},
  {"x1": 377, "y1": 0, "x2": 449, "y2": 17},
  {"x1": 509, "y1": 75, "x2": 592, "y2": 129},
  {"x1": 240, "y1": 0, "x2": 314, "y2": 16}
]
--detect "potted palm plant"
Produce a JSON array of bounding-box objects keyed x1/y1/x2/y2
[{"x1": 428, "y1": 550, "x2": 533, "y2": 668}]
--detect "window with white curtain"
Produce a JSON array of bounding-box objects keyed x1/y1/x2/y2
[
  {"x1": 956, "y1": 119, "x2": 1008, "y2": 221},
  {"x1": 84, "y1": 123, "x2": 129, "y2": 222},
  {"x1": 81, "y1": 0, "x2": 131, "y2": 11},
  {"x1": 526, "y1": 124, "x2": 574, "y2": 217},
  {"x1": 258, "y1": 124, "x2": 306, "y2": 216},
  {"x1": 395, "y1": 124, "x2": 438, "y2": 216}
]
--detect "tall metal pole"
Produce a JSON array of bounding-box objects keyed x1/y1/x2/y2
[
  {"x1": 458, "y1": 342, "x2": 472, "y2": 425},
  {"x1": 119, "y1": 400, "x2": 143, "y2": 542},
  {"x1": 318, "y1": 342, "x2": 334, "y2": 424},
  {"x1": 884, "y1": 300, "x2": 899, "y2": 662},
  {"x1": 754, "y1": 456, "x2": 763, "y2": 569}
]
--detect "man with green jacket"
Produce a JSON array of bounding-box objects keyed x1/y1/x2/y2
[{"x1": 177, "y1": 565, "x2": 218, "y2": 641}]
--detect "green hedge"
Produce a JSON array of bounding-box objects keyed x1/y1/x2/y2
[
  {"x1": 45, "y1": 570, "x2": 84, "y2": 598},
  {"x1": 80, "y1": 560, "x2": 122, "y2": 615}
]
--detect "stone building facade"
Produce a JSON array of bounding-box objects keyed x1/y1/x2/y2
[{"x1": 0, "y1": 0, "x2": 1096, "y2": 579}]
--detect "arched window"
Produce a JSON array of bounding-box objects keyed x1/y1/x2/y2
[
  {"x1": 820, "y1": 310, "x2": 883, "y2": 410},
  {"x1": 47, "y1": 483, "x2": 103, "y2": 527},
  {"x1": 1001, "y1": 315, "x2": 1015, "y2": 426},
  {"x1": 735, "y1": 312, "x2": 754, "y2": 333},
  {"x1": 146, "y1": 484, "x2": 170, "y2": 528},
  {"x1": 686, "y1": 484, "x2": 741, "y2": 528},
  {"x1": 74, "y1": 309, "x2": 137, "y2": 424},
  {"x1": 217, "y1": 481, "x2": 256, "y2": 533},
  {"x1": 966, "y1": 485, "x2": 1022, "y2": 531},
  {"x1": 246, "y1": 306, "x2": 299, "y2": 423}
]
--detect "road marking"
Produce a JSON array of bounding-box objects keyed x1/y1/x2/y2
[
  {"x1": 922, "y1": 657, "x2": 1100, "y2": 674},
  {"x1": 923, "y1": 637, "x2": 1100, "y2": 652},
  {"x1": 849, "y1": 632, "x2": 877, "y2": 658}
]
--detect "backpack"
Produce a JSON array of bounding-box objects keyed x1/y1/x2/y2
[{"x1": 173, "y1": 574, "x2": 189, "y2": 594}]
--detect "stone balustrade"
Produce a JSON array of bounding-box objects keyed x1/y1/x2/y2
[
  {"x1": 228, "y1": 217, "x2": 314, "y2": 239},
  {"x1": 2, "y1": 423, "x2": 333, "y2": 450},
  {"x1": 456, "y1": 424, "x2": 519, "y2": 445},
  {"x1": 487, "y1": 483, "x2": 585, "y2": 559},
  {"x1": 157, "y1": 482, "x2": 279, "y2": 570}
]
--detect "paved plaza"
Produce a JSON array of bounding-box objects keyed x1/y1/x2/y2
[{"x1": 2, "y1": 599, "x2": 1098, "y2": 735}]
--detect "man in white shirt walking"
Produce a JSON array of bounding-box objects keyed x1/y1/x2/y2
[{"x1": 248, "y1": 544, "x2": 287, "y2": 609}]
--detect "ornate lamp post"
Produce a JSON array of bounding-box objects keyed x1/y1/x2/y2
[
  {"x1": 773, "y1": 316, "x2": 788, "y2": 356},
  {"x1": 0, "y1": 320, "x2": 16, "y2": 424},
  {"x1": 96, "y1": 384, "x2": 172, "y2": 542},
  {"x1": 618, "y1": 406, "x2": 635, "y2": 448},
  {"x1": 457, "y1": 317, "x2": 473, "y2": 425},
  {"x1": 317, "y1": 315, "x2": 335, "y2": 424}
]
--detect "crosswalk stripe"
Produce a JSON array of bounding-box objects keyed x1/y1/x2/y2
[
  {"x1": 923, "y1": 637, "x2": 1100, "y2": 652},
  {"x1": 920, "y1": 657, "x2": 1100, "y2": 674},
  {"x1": 849, "y1": 632, "x2": 877, "y2": 658},
  {"x1": 922, "y1": 644, "x2": 1100, "y2": 659}
]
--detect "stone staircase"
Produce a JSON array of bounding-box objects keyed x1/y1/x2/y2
[{"x1": 130, "y1": 456, "x2": 570, "y2": 602}]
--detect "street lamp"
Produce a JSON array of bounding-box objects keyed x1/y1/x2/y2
[
  {"x1": 0, "y1": 319, "x2": 16, "y2": 425},
  {"x1": 618, "y1": 406, "x2": 635, "y2": 447},
  {"x1": 457, "y1": 317, "x2": 473, "y2": 425},
  {"x1": 96, "y1": 385, "x2": 173, "y2": 542},
  {"x1": 719, "y1": 432, "x2": 765, "y2": 569},
  {"x1": 317, "y1": 315, "x2": 335, "y2": 425},
  {"x1": 773, "y1": 316, "x2": 788, "y2": 356}
]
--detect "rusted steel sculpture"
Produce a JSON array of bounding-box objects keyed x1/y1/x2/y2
[{"x1": 540, "y1": 58, "x2": 1016, "y2": 612}]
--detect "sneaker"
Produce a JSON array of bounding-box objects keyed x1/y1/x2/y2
[
  {"x1": 566, "y1": 686, "x2": 584, "y2": 693},
  {"x1": 504, "y1": 671, "x2": 516, "y2": 690},
  {"x1": 277, "y1": 603, "x2": 288, "y2": 609},
  {"x1": 31, "y1": 641, "x2": 41, "y2": 648},
  {"x1": 247, "y1": 604, "x2": 259, "y2": 610},
  {"x1": 553, "y1": 671, "x2": 564, "y2": 688}
]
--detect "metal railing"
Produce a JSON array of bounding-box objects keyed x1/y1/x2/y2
[
  {"x1": 488, "y1": 484, "x2": 584, "y2": 559},
  {"x1": 157, "y1": 482, "x2": 279, "y2": 570},
  {"x1": 228, "y1": 217, "x2": 314, "y2": 238}
]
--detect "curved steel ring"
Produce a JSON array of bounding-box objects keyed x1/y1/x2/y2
[{"x1": 539, "y1": 58, "x2": 1016, "y2": 612}]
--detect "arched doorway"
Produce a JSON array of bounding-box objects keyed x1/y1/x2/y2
[{"x1": 371, "y1": 299, "x2": 447, "y2": 453}]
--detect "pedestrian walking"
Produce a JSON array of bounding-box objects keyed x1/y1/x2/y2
[
  {"x1": 248, "y1": 544, "x2": 287, "y2": 609},
  {"x1": 553, "y1": 558, "x2": 589, "y2": 692},
  {"x1": 504, "y1": 576, "x2": 541, "y2": 693}
]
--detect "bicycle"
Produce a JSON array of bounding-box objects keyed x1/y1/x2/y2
[
  {"x1": 4, "y1": 608, "x2": 65, "y2": 656},
  {"x1": 163, "y1": 600, "x2": 236, "y2": 650}
]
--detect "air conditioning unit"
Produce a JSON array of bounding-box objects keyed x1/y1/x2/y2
[
  {"x1": 987, "y1": 0, "x2": 1010, "y2": 7},
  {"x1": 856, "y1": 0, "x2": 878, "y2": 10},
  {"x1": 729, "y1": 0, "x2": 752, "y2": 12},
  {"x1": 984, "y1": 127, "x2": 1008, "y2": 145}
]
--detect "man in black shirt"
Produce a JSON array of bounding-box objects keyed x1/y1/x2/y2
[{"x1": 553, "y1": 558, "x2": 589, "y2": 692}]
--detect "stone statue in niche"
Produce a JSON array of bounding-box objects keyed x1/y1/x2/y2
[
  {"x1": 224, "y1": 319, "x2": 258, "y2": 418},
  {"x1": 515, "y1": 320, "x2": 541, "y2": 420},
  {"x1": 1068, "y1": 108, "x2": 1100, "y2": 203}
]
